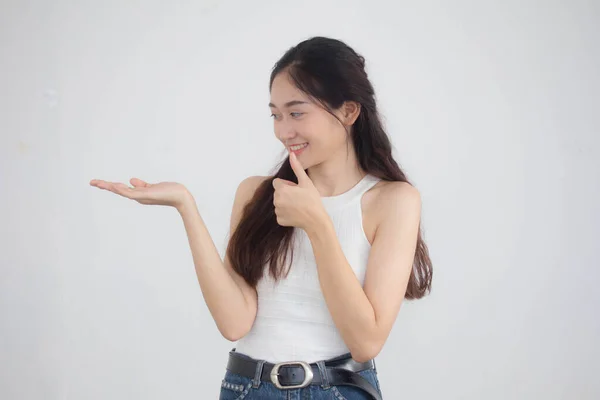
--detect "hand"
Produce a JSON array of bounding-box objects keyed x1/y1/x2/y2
[
  {"x1": 272, "y1": 152, "x2": 328, "y2": 231},
  {"x1": 89, "y1": 178, "x2": 190, "y2": 209}
]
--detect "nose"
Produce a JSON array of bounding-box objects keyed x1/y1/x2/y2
[{"x1": 275, "y1": 122, "x2": 297, "y2": 146}]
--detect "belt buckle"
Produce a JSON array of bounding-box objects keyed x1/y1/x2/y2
[{"x1": 270, "y1": 361, "x2": 314, "y2": 389}]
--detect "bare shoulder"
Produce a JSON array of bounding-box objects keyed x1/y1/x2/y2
[
  {"x1": 381, "y1": 181, "x2": 421, "y2": 208},
  {"x1": 236, "y1": 175, "x2": 272, "y2": 201},
  {"x1": 376, "y1": 183, "x2": 421, "y2": 231},
  {"x1": 362, "y1": 180, "x2": 421, "y2": 244}
]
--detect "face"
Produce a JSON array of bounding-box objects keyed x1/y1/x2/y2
[{"x1": 269, "y1": 72, "x2": 358, "y2": 168}]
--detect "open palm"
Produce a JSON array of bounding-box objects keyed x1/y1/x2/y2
[{"x1": 89, "y1": 178, "x2": 189, "y2": 208}]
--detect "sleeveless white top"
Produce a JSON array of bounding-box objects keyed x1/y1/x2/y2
[{"x1": 235, "y1": 173, "x2": 382, "y2": 363}]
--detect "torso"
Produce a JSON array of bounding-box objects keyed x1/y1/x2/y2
[{"x1": 237, "y1": 173, "x2": 394, "y2": 363}]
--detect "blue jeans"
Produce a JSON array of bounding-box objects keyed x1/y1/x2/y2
[{"x1": 219, "y1": 357, "x2": 383, "y2": 399}]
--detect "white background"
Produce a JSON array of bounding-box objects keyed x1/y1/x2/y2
[{"x1": 1, "y1": 0, "x2": 599, "y2": 399}]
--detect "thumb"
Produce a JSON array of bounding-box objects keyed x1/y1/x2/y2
[
  {"x1": 130, "y1": 178, "x2": 150, "y2": 188},
  {"x1": 289, "y1": 152, "x2": 311, "y2": 186}
]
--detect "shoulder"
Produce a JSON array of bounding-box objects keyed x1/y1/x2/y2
[
  {"x1": 370, "y1": 179, "x2": 420, "y2": 208},
  {"x1": 371, "y1": 181, "x2": 421, "y2": 226},
  {"x1": 382, "y1": 181, "x2": 421, "y2": 206},
  {"x1": 362, "y1": 180, "x2": 420, "y2": 243},
  {"x1": 235, "y1": 175, "x2": 272, "y2": 202},
  {"x1": 239, "y1": 175, "x2": 270, "y2": 190}
]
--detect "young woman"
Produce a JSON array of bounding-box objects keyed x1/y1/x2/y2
[{"x1": 90, "y1": 36, "x2": 432, "y2": 400}]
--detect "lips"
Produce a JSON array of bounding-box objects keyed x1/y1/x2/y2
[
  {"x1": 288, "y1": 143, "x2": 308, "y2": 150},
  {"x1": 289, "y1": 143, "x2": 308, "y2": 155}
]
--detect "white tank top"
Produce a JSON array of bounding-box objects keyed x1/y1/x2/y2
[{"x1": 235, "y1": 173, "x2": 382, "y2": 363}]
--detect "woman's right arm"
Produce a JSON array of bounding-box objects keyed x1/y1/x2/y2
[{"x1": 176, "y1": 176, "x2": 263, "y2": 341}]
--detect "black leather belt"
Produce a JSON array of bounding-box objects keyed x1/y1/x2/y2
[{"x1": 226, "y1": 349, "x2": 382, "y2": 400}]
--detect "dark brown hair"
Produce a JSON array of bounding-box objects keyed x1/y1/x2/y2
[{"x1": 226, "y1": 36, "x2": 432, "y2": 299}]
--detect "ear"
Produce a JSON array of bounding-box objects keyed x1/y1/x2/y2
[{"x1": 341, "y1": 101, "x2": 361, "y2": 126}]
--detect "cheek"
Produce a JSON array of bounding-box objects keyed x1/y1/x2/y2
[
  {"x1": 310, "y1": 117, "x2": 346, "y2": 145},
  {"x1": 305, "y1": 115, "x2": 333, "y2": 138}
]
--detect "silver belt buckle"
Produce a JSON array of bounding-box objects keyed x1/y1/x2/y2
[{"x1": 270, "y1": 361, "x2": 314, "y2": 389}]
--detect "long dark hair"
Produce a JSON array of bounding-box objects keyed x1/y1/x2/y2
[{"x1": 226, "y1": 36, "x2": 432, "y2": 299}]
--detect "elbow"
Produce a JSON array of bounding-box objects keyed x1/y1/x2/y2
[
  {"x1": 222, "y1": 330, "x2": 244, "y2": 342},
  {"x1": 217, "y1": 306, "x2": 257, "y2": 342},
  {"x1": 350, "y1": 338, "x2": 384, "y2": 363},
  {"x1": 219, "y1": 322, "x2": 252, "y2": 342}
]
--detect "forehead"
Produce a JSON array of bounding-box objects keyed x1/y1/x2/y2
[{"x1": 269, "y1": 73, "x2": 311, "y2": 107}]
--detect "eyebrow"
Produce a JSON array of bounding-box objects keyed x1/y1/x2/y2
[{"x1": 268, "y1": 100, "x2": 309, "y2": 108}]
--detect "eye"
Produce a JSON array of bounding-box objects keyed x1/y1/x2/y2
[
  {"x1": 290, "y1": 112, "x2": 303, "y2": 118},
  {"x1": 270, "y1": 113, "x2": 281, "y2": 121}
]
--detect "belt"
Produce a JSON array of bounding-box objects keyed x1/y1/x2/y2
[{"x1": 226, "y1": 349, "x2": 382, "y2": 400}]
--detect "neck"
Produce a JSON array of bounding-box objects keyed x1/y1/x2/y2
[{"x1": 306, "y1": 146, "x2": 366, "y2": 197}]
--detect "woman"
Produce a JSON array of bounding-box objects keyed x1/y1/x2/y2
[{"x1": 90, "y1": 36, "x2": 432, "y2": 400}]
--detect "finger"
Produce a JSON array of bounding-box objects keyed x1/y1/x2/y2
[
  {"x1": 90, "y1": 179, "x2": 106, "y2": 187},
  {"x1": 107, "y1": 182, "x2": 147, "y2": 201},
  {"x1": 90, "y1": 179, "x2": 138, "y2": 201},
  {"x1": 273, "y1": 178, "x2": 296, "y2": 190},
  {"x1": 90, "y1": 179, "x2": 123, "y2": 190},
  {"x1": 89, "y1": 179, "x2": 113, "y2": 190},
  {"x1": 289, "y1": 152, "x2": 310, "y2": 186},
  {"x1": 112, "y1": 182, "x2": 136, "y2": 196},
  {"x1": 130, "y1": 178, "x2": 150, "y2": 188}
]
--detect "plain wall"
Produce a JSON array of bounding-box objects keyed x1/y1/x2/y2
[{"x1": 1, "y1": 0, "x2": 599, "y2": 399}]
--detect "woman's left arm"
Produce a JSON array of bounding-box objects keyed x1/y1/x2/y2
[{"x1": 305, "y1": 182, "x2": 422, "y2": 363}]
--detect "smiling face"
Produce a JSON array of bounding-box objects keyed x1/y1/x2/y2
[{"x1": 269, "y1": 71, "x2": 354, "y2": 168}]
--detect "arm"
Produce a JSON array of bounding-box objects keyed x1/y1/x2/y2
[
  {"x1": 305, "y1": 182, "x2": 421, "y2": 362},
  {"x1": 176, "y1": 177, "x2": 261, "y2": 341}
]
